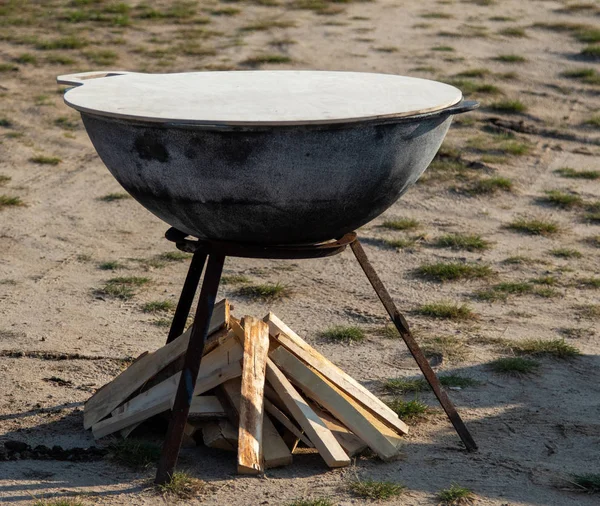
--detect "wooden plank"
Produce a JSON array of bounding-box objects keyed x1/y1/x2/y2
[
  {"x1": 84, "y1": 299, "x2": 229, "y2": 429},
  {"x1": 189, "y1": 396, "x2": 226, "y2": 420},
  {"x1": 266, "y1": 313, "x2": 408, "y2": 436},
  {"x1": 270, "y1": 346, "x2": 400, "y2": 461},
  {"x1": 237, "y1": 316, "x2": 270, "y2": 474},
  {"x1": 91, "y1": 339, "x2": 242, "y2": 439},
  {"x1": 308, "y1": 402, "x2": 367, "y2": 457},
  {"x1": 221, "y1": 378, "x2": 292, "y2": 470},
  {"x1": 201, "y1": 419, "x2": 238, "y2": 451},
  {"x1": 264, "y1": 398, "x2": 313, "y2": 448},
  {"x1": 265, "y1": 358, "x2": 350, "y2": 468}
]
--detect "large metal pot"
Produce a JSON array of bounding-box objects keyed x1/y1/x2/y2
[{"x1": 58, "y1": 71, "x2": 477, "y2": 245}]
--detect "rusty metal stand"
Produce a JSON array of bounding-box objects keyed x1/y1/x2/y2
[{"x1": 154, "y1": 228, "x2": 477, "y2": 484}]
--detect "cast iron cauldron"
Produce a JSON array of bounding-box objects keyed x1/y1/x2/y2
[{"x1": 58, "y1": 71, "x2": 477, "y2": 245}]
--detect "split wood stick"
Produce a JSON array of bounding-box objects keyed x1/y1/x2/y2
[
  {"x1": 308, "y1": 402, "x2": 367, "y2": 457},
  {"x1": 264, "y1": 397, "x2": 313, "y2": 448},
  {"x1": 265, "y1": 358, "x2": 350, "y2": 468},
  {"x1": 266, "y1": 313, "x2": 408, "y2": 436},
  {"x1": 201, "y1": 419, "x2": 238, "y2": 451},
  {"x1": 84, "y1": 299, "x2": 229, "y2": 429},
  {"x1": 270, "y1": 346, "x2": 400, "y2": 461},
  {"x1": 221, "y1": 378, "x2": 292, "y2": 470},
  {"x1": 237, "y1": 316, "x2": 270, "y2": 474}
]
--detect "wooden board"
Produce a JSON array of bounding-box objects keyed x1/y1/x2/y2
[
  {"x1": 221, "y1": 378, "x2": 292, "y2": 470},
  {"x1": 237, "y1": 316, "x2": 270, "y2": 474},
  {"x1": 265, "y1": 358, "x2": 350, "y2": 468},
  {"x1": 270, "y1": 346, "x2": 399, "y2": 461},
  {"x1": 266, "y1": 313, "x2": 409, "y2": 436},
  {"x1": 201, "y1": 419, "x2": 238, "y2": 451},
  {"x1": 61, "y1": 71, "x2": 462, "y2": 126},
  {"x1": 308, "y1": 402, "x2": 367, "y2": 457},
  {"x1": 264, "y1": 398, "x2": 313, "y2": 448},
  {"x1": 91, "y1": 337, "x2": 242, "y2": 438},
  {"x1": 84, "y1": 299, "x2": 229, "y2": 429},
  {"x1": 189, "y1": 396, "x2": 226, "y2": 420}
]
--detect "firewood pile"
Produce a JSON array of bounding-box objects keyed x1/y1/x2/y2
[{"x1": 85, "y1": 299, "x2": 408, "y2": 473}]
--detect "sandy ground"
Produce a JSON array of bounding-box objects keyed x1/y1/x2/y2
[{"x1": 1, "y1": 0, "x2": 599, "y2": 504}]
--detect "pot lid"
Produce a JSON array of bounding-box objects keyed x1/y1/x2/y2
[{"x1": 58, "y1": 70, "x2": 462, "y2": 126}]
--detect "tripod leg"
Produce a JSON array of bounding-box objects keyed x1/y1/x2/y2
[
  {"x1": 155, "y1": 253, "x2": 226, "y2": 484},
  {"x1": 350, "y1": 240, "x2": 477, "y2": 452},
  {"x1": 165, "y1": 250, "x2": 208, "y2": 344}
]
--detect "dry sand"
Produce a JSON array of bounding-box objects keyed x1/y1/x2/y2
[{"x1": 1, "y1": 0, "x2": 599, "y2": 504}]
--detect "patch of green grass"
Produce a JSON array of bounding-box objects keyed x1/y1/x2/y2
[
  {"x1": 550, "y1": 248, "x2": 582, "y2": 259},
  {"x1": 157, "y1": 251, "x2": 191, "y2": 262},
  {"x1": 0, "y1": 195, "x2": 25, "y2": 209},
  {"x1": 287, "y1": 499, "x2": 334, "y2": 506},
  {"x1": 155, "y1": 471, "x2": 206, "y2": 500},
  {"x1": 499, "y1": 27, "x2": 527, "y2": 38},
  {"x1": 54, "y1": 117, "x2": 79, "y2": 130},
  {"x1": 421, "y1": 12, "x2": 453, "y2": 19},
  {"x1": 211, "y1": 7, "x2": 241, "y2": 15},
  {"x1": 384, "y1": 375, "x2": 477, "y2": 394},
  {"x1": 349, "y1": 479, "x2": 406, "y2": 500},
  {"x1": 507, "y1": 218, "x2": 559, "y2": 236},
  {"x1": 432, "y1": 45, "x2": 455, "y2": 51},
  {"x1": 577, "y1": 277, "x2": 600, "y2": 289},
  {"x1": 153, "y1": 318, "x2": 172, "y2": 327},
  {"x1": 98, "y1": 192, "x2": 130, "y2": 202},
  {"x1": 422, "y1": 335, "x2": 469, "y2": 362},
  {"x1": 530, "y1": 275, "x2": 558, "y2": 286},
  {"x1": 98, "y1": 261, "x2": 123, "y2": 270},
  {"x1": 489, "y1": 357, "x2": 540, "y2": 375},
  {"x1": 33, "y1": 498, "x2": 86, "y2": 506},
  {"x1": 575, "y1": 28, "x2": 600, "y2": 44},
  {"x1": 99, "y1": 276, "x2": 150, "y2": 300},
  {"x1": 438, "y1": 484, "x2": 476, "y2": 505},
  {"x1": 0, "y1": 175, "x2": 10, "y2": 186},
  {"x1": 561, "y1": 68, "x2": 600, "y2": 85},
  {"x1": 416, "y1": 302, "x2": 475, "y2": 320},
  {"x1": 109, "y1": 439, "x2": 161, "y2": 469},
  {"x1": 0, "y1": 118, "x2": 13, "y2": 128},
  {"x1": 15, "y1": 52, "x2": 37, "y2": 64},
  {"x1": 577, "y1": 304, "x2": 600, "y2": 318},
  {"x1": 320, "y1": 325, "x2": 365, "y2": 343},
  {"x1": 386, "y1": 399, "x2": 429, "y2": 421},
  {"x1": 555, "y1": 167, "x2": 599, "y2": 180},
  {"x1": 571, "y1": 473, "x2": 600, "y2": 493},
  {"x1": 435, "y1": 233, "x2": 490, "y2": 251},
  {"x1": 581, "y1": 45, "x2": 600, "y2": 60},
  {"x1": 242, "y1": 54, "x2": 292, "y2": 65},
  {"x1": 241, "y1": 19, "x2": 295, "y2": 31},
  {"x1": 375, "y1": 324, "x2": 400, "y2": 339},
  {"x1": 381, "y1": 218, "x2": 420, "y2": 230},
  {"x1": 36, "y1": 36, "x2": 88, "y2": 50},
  {"x1": 142, "y1": 300, "x2": 175, "y2": 313},
  {"x1": 444, "y1": 79, "x2": 501, "y2": 95},
  {"x1": 0, "y1": 63, "x2": 18, "y2": 72},
  {"x1": 489, "y1": 99, "x2": 527, "y2": 114},
  {"x1": 45, "y1": 54, "x2": 76, "y2": 65},
  {"x1": 583, "y1": 115, "x2": 600, "y2": 128},
  {"x1": 539, "y1": 190, "x2": 583, "y2": 209},
  {"x1": 494, "y1": 54, "x2": 526, "y2": 63},
  {"x1": 30, "y1": 155, "x2": 61, "y2": 165},
  {"x1": 583, "y1": 211, "x2": 600, "y2": 223},
  {"x1": 508, "y1": 338, "x2": 580, "y2": 359},
  {"x1": 416, "y1": 262, "x2": 494, "y2": 282},
  {"x1": 455, "y1": 68, "x2": 489, "y2": 78},
  {"x1": 465, "y1": 177, "x2": 514, "y2": 195},
  {"x1": 466, "y1": 133, "x2": 530, "y2": 156},
  {"x1": 85, "y1": 49, "x2": 118, "y2": 65},
  {"x1": 237, "y1": 282, "x2": 289, "y2": 300},
  {"x1": 475, "y1": 282, "x2": 533, "y2": 301},
  {"x1": 221, "y1": 274, "x2": 251, "y2": 285},
  {"x1": 382, "y1": 237, "x2": 417, "y2": 249},
  {"x1": 374, "y1": 46, "x2": 399, "y2": 53}
]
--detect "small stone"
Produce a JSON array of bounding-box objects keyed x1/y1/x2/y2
[{"x1": 4, "y1": 440, "x2": 30, "y2": 452}]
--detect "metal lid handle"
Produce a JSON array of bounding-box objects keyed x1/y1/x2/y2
[{"x1": 56, "y1": 70, "x2": 130, "y2": 87}]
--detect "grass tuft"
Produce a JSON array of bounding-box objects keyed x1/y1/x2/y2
[
  {"x1": 435, "y1": 233, "x2": 490, "y2": 251},
  {"x1": 508, "y1": 338, "x2": 580, "y2": 359},
  {"x1": 416, "y1": 262, "x2": 494, "y2": 282},
  {"x1": 0, "y1": 195, "x2": 25, "y2": 209},
  {"x1": 466, "y1": 177, "x2": 513, "y2": 195},
  {"x1": 30, "y1": 155, "x2": 61, "y2": 165},
  {"x1": 243, "y1": 54, "x2": 292, "y2": 65},
  {"x1": 98, "y1": 193, "x2": 130, "y2": 202},
  {"x1": 381, "y1": 218, "x2": 419, "y2": 230},
  {"x1": 438, "y1": 484, "x2": 476, "y2": 505},
  {"x1": 320, "y1": 325, "x2": 365, "y2": 343},
  {"x1": 489, "y1": 357, "x2": 540, "y2": 375},
  {"x1": 581, "y1": 45, "x2": 600, "y2": 60},
  {"x1": 386, "y1": 399, "x2": 429, "y2": 421},
  {"x1": 416, "y1": 302, "x2": 475, "y2": 320},
  {"x1": 287, "y1": 499, "x2": 334, "y2": 506},
  {"x1": 554, "y1": 167, "x2": 599, "y2": 180},
  {"x1": 155, "y1": 471, "x2": 206, "y2": 500},
  {"x1": 382, "y1": 237, "x2": 418, "y2": 249},
  {"x1": 142, "y1": 300, "x2": 175, "y2": 313},
  {"x1": 349, "y1": 479, "x2": 406, "y2": 500},
  {"x1": 99, "y1": 276, "x2": 150, "y2": 300},
  {"x1": 494, "y1": 54, "x2": 526, "y2": 63},
  {"x1": 507, "y1": 218, "x2": 559, "y2": 236},
  {"x1": 109, "y1": 439, "x2": 160, "y2": 469},
  {"x1": 98, "y1": 261, "x2": 123, "y2": 270},
  {"x1": 221, "y1": 274, "x2": 251, "y2": 285},
  {"x1": 237, "y1": 282, "x2": 289, "y2": 301},
  {"x1": 499, "y1": 27, "x2": 527, "y2": 38},
  {"x1": 489, "y1": 99, "x2": 527, "y2": 113},
  {"x1": 157, "y1": 251, "x2": 191, "y2": 262},
  {"x1": 571, "y1": 473, "x2": 600, "y2": 493},
  {"x1": 32, "y1": 499, "x2": 85, "y2": 506},
  {"x1": 550, "y1": 248, "x2": 582, "y2": 259},
  {"x1": 384, "y1": 375, "x2": 478, "y2": 394},
  {"x1": 539, "y1": 190, "x2": 583, "y2": 209}
]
